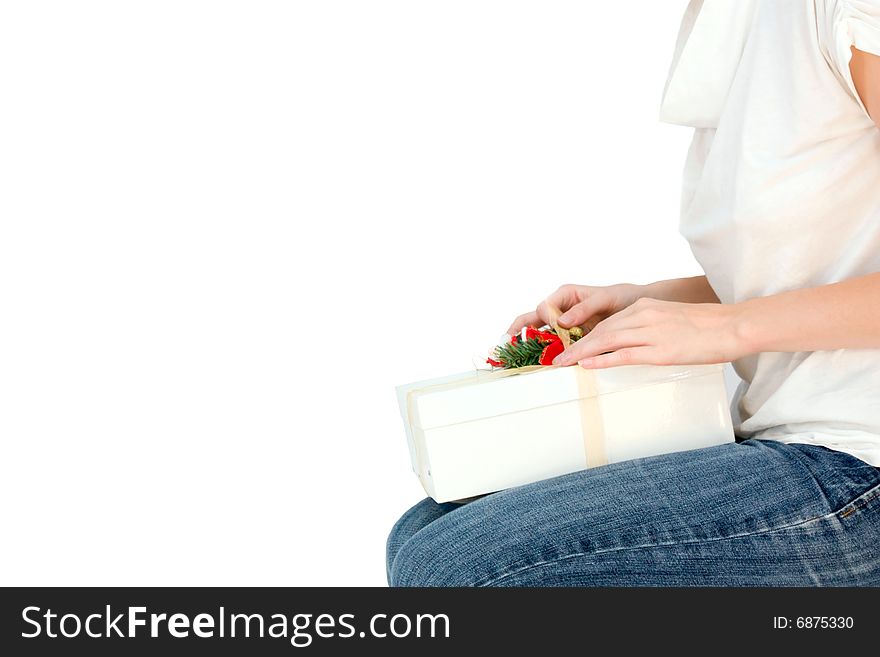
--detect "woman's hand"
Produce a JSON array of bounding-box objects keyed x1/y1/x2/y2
[
  {"x1": 552, "y1": 297, "x2": 748, "y2": 368},
  {"x1": 507, "y1": 283, "x2": 645, "y2": 336}
]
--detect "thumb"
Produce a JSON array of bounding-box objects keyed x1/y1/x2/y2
[{"x1": 557, "y1": 295, "x2": 608, "y2": 328}]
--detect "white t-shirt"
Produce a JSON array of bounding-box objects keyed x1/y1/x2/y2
[{"x1": 661, "y1": 0, "x2": 880, "y2": 466}]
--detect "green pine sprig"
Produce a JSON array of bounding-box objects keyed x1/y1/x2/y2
[
  {"x1": 490, "y1": 326, "x2": 585, "y2": 369},
  {"x1": 491, "y1": 337, "x2": 548, "y2": 369}
]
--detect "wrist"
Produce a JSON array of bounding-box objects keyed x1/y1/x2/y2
[
  {"x1": 639, "y1": 279, "x2": 679, "y2": 302},
  {"x1": 643, "y1": 276, "x2": 720, "y2": 304},
  {"x1": 728, "y1": 299, "x2": 762, "y2": 359},
  {"x1": 635, "y1": 281, "x2": 655, "y2": 299},
  {"x1": 619, "y1": 283, "x2": 649, "y2": 307}
]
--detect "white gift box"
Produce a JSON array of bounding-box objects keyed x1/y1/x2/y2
[{"x1": 397, "y1": 364, "x2": 734, "y2": 503}]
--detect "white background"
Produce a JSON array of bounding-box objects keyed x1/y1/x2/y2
[{"x1": 0, "y1": 1, "x2": 699, "y2": 586}]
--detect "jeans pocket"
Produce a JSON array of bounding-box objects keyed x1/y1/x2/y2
[{"x1": 836, "y1": 482, "x2": 880, "y2": 521}]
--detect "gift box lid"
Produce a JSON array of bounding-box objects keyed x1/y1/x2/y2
[{"x1": 397, "y1": 364, "x2": 725, "y2": 431}]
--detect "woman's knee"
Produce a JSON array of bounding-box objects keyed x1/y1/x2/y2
[
  {"x1": 389, "y1": 492, "x2": 545, "y2": 587},
  {"x1": 389, "y1": 518, "x2": 477, "y2": 587},
  {"x1": 386, "y1": 498, "x2": 458, "y2": 584}
]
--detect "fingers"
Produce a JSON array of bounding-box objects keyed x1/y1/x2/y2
[
  {"x1": 577, "y1": 346, "x2": 657, "y2": 369},
  {"x1": 506, "y1": 285, "x2": 612, "y2": 336},
  {"x1": 555, "y1": 295, "x2": 607, "y2": 329},
  {"x1": 577, "y1": 297, "x2": 658, "y2": 333},
  {"x1": 553, "y1": 328, "x2": 651, "y2": 366},
  {"x1": 506, "y1": 311, "x2": 541, "y2": 336},
  {"x1": 507, "y1": 285, "x2": 587, "y2": 334},
  {"x1": 547, "y1": 284, "x2": 582, "y2": 311}
]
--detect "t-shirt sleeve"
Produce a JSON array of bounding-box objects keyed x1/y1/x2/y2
[{"x1": 821, "y1": 0, "x2": 880, "y2": 115}]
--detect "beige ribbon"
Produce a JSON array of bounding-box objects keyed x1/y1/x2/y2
[
  {"x1": 545, "y1": 302, "x2": 607, "y2": 466},
  {"x1": 575, "y1": 368, "x2": 606, "y2": 467},
  {"x1": 544, "y1": 302, "x2": 570, "y2": 350}
]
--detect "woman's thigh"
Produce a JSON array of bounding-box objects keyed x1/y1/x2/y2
[{"x1": 386, "y1": 439, "x2": 880, "y2": 586}]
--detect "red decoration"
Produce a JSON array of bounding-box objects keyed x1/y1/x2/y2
[
  {"x1": 487, "y1": 327, "x2": 567, "y2": 369},
  {"x1": 538, "y1": 339, "x2": 564, "y2": 366}
]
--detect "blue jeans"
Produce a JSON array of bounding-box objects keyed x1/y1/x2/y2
[{"x1": 386, "y1": 439, "x2": 880, "y2": 586}]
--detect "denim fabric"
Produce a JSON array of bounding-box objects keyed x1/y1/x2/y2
[{"x1": 386, "y1": 439, "x2": 880, "y2": 586}]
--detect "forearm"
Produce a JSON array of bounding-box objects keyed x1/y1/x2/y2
[
  {"x1": 735, "y1": 272, "x2": 880, "y2": 354},
  {"x1": 850, "y1": 46, "x2": 880, "y2": 129},
  {"x1": 642, "y1": 275, "x2": 720, "y2": 304}
]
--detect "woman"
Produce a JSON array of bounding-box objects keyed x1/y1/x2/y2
[{"x1": 387, "y1": 0, "x2": 880, "y2": 586}]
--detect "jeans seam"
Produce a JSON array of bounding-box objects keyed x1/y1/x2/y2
[
  {"x1": 475, "y1": 480, "x2": 880, "y2": 587},
  {"x1": 837, "y1": 482, "x2": 880, "y2": 519}
]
